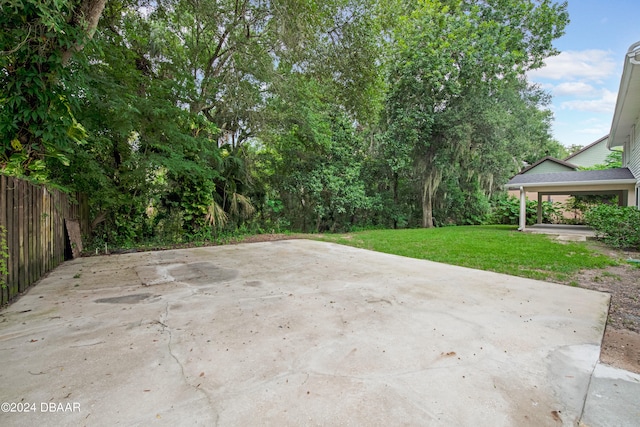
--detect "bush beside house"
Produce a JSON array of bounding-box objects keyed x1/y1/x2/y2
[{"x1": 585, "y1": 204, "x2": 640, "y2": 250}]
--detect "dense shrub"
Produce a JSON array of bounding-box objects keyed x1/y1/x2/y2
[
  {"x1": 491, "y1": 195, "x2": 562, "y2": 225},
  {"x1": 434, "y1": 178, "x2": 492, "y2": 226},
  {"x1": 584, "y1": 204, "x2": 640, "y2": 249},
  {"x1": 563, "y1": 195, "x2": 619, "y2": 225}
]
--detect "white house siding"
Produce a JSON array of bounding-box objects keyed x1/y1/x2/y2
[
  {"x1": 522, "y1": 161, "x2": 574, "y2": 174},
  {"x1": 627, "y1": 118, "x2": 640, "y2": 179},
  {"x1": 629, "y1": 121, "x2": 640, "y2": 208},
  {"x1": 566, "y1": 137, "x2": 610, "y2": 167}
]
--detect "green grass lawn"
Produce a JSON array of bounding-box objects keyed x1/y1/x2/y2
[{"x1": 319, "y1": 225, "x2": 616, "y2": 282}]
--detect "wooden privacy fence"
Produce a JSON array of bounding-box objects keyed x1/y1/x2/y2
[{"x1": 0, "y1": 176, "x2": 89, "y2": 306}]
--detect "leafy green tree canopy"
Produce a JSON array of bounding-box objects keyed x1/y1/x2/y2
[
  {"x1": 1, "y1": 0, "x2": 106, "y2": 179},
  {"x1": 382, "y1": 0, "x2": 568, "y2": 227}
]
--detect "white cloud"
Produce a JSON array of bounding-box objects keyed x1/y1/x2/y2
[
  {"x1": 552, "y1": 82, "x2": 596, "y2": 97},
  {"x1": 581, "y1": 117, "x2": 607, "y2": 126},
  {"x1": 577, "y1": 126, "x2": 610, "y2": 136},
  {"x1": 528, "y1": 50, "x2": 617, "y2": 82},
  {"x1": 560, "y1": 89, "x2": 617, "y2": 113},
  {"x1": 574, "y1": 118, "x2": 611, "y2": 137},
  {"x1": 535, "y1": 82, "x2": 555, "y2": 91}
]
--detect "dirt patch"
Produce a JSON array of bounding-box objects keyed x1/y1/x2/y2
[
  {"x1": 600, "y1": 328, "x2": 640, "y2": 374},
  {"x1": 574, "y1": 264, "x2": 640, "y2": 333},
  {"x1": 569, "y1": 244, "x2": 640, "y2": 374}
]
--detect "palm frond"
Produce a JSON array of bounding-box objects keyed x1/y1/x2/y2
[
  {"x1": 205, "y1": 201, "x2": 228, "y2": 229},
  {"x1": 230, "y1": 193, "x2": 256, "y2": 219}
]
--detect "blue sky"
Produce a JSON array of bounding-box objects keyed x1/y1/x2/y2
[{"x1": 527, "y1": 0, "x2": 639, "y2": 148}]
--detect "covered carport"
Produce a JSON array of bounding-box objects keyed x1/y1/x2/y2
[{"x1": 505, "y1": 168, "x2": 637, "y2": 231}]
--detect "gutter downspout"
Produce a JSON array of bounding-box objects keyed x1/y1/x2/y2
[{"x1": 518, "y1": 186, "x2": 526, "y2": 231}]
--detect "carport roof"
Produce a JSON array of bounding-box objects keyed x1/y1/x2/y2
[{"x1": 505, "y1": 167, "x2": 636, "y2": 189}]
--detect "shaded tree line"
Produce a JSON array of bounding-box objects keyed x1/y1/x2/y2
[{"x1": 1, "y1": 0, "x2": 569, "y2": 246}]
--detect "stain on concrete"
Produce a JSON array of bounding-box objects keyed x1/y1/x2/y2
[
  {"x1": 95, "y1": 293, "x2": 156, "y2": 304},
  {"x1": 169, "y1": 262, "x2": 239, "y2": 285},
  {"x1": 367, "y1": 298, "x2": 392, "y2": 305},
  {"x1": 136, "y1": 262, "x2": 239, "y2": 286},
  {"x1": 244, "y1": 281, "x2": 262, "y2": 287}
]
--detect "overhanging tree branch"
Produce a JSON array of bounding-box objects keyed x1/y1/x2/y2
[{"x1": 61, "y1": 0, "x2": 108, "y2": 64}]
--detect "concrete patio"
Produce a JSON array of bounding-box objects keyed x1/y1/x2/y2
[
  {"x1": 523, "y1": 224, "x2": 596, "y2": 242},
  {"x1": 0, "y1": 240, "x2": 638, "y2": 426}
]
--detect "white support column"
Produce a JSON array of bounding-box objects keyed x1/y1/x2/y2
[
  {"x1": 621, "y1": 188, "x2": 637, "y2": 207},
  {"x1": 518, "y1": 186, "x2": 526, "y2": 231}
]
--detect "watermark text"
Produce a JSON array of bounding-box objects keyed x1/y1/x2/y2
[{"x1": 1, "y1": 402, "x2": 81, "y2": 413}]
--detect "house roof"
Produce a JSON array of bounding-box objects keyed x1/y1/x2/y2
[
  {"x1": 564, "y1": 135, "x2": 608, "y2": 162},
  {"x1": 519, "y1": 156, "x2": 576, "y2": 174},
  {"x1": 609, "y1": 41, "x2": 640, "y2": 148},
  {"x1": 506, "y1": 167, "x2": 637, "y2": 189}
]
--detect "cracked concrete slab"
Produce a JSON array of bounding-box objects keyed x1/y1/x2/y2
[{"x1": 0, "y1": 239, "x2": 621, "y2": 426}]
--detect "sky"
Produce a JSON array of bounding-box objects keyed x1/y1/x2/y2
[{"x1": 527, "y1": 0, "x2": 639, "y2": 148}]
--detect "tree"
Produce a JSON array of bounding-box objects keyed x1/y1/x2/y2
[
  {"x1": 581, "y1": 149, "x2": 623, "y2": 170},
  {"x1": 1, "y1": 0, "x2": 107, "y2": 179},
  {"x1": 565, "y1": 144, "x2": 584, "y2": 157},
  {"x1": 3, "y1": 0, "x2": 570, "y2": 244},
  {"x1": 45, "y1": 3, "x2": 230, "y2": 245},
  {"x1": 44, "y1": 0, "x2": 387, "y2": 243},
  {"x1": 141, "y1": 0, "x2": 384, "y2": 148},
  {"x1": 382, "y1": 0, "x2": 568, "y2": 227},
  {"x1": 255, "y1": 75, "x2": 374, "y2": 232}
]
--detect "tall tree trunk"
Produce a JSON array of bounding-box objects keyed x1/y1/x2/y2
[
  {"x1": 421, "y1": 167, "x2": 442, "y2": 228},
  {"x1": 61, "y1": 0, "x2": 108, "y2": 64},
  {"x1": 421, "y1": 180, "x2": 432, "y2": 228},
  {"x1": 392, "y1": 172, "x2": 399, "y2": 229}
]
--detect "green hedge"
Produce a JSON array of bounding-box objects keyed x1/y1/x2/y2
[{"x1": 584, "y1": 204, "x2": 640, "y2": 249}]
